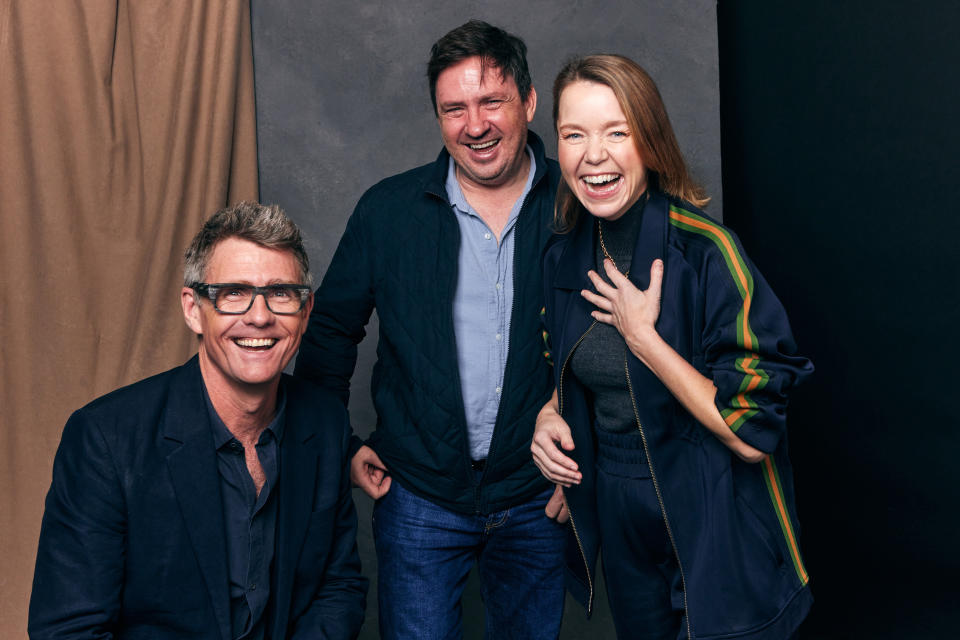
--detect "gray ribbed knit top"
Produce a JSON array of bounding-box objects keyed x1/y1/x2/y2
[{"x1": 569, "y1": 195, "x2": 647, "y2": 434}]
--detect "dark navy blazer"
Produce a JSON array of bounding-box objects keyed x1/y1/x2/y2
[{"x1": 29, "y1": 356, "x2": 367, "y2": 640}]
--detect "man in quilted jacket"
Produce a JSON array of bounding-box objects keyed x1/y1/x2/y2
[{"x1": 295, "y1": 19, "x2": 566, "y2": 640}]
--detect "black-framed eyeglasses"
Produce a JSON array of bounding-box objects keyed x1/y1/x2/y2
[{"x1": 190, "y1": 283, "x2": 312, "y2": 315}]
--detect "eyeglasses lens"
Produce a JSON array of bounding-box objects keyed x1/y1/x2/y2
[{"x1": 213, "y1": 286, "x2": 303, "y2": 314}]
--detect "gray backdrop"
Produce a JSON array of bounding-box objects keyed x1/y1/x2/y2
[{"x1": 250, "y1": 2, "x2": 721, "y2": 637}]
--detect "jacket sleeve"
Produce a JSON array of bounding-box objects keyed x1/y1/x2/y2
[
  {"x1": 700, "y1": 232, "x2": 813, "y2": 453},
  {"x1": 294, "y1": 198, "x2": 376, "y2": 409},
  {"x1": 28, "y1": 410, "x2": 124, "y2": 639},
  {"x1": 288, "y1": 421, "x2": 368, "y2": 640}
]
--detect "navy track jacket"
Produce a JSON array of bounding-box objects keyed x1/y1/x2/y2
[{"x1": 543, "y1": 191, "x2": 814, "y2": 639}]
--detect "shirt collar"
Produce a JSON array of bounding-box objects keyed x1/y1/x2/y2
[
  {"x1": 203, "y1": 383, "x2": 287, "y2": 449},
  {"x1": 444, "y1": 146, "x2": 537, "y2": 218}
]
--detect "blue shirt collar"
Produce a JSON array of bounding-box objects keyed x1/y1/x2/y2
[{"x1": 444, "y1": 146, "x2": 537, "y2": 217}]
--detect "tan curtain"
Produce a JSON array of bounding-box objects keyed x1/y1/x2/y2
[{"x1": 0, "y1": 0, "x2": 258, "y2": 635}]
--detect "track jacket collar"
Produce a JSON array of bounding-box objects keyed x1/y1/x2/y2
[{"x1": 552, "y1": 189, "x2": 670, "y2": 292}]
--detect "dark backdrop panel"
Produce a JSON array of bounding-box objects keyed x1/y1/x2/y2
[
  {"x1": 718, "y1": 2, "x2": 960, "y2": 637},
  {"x1": 251, "y1": 2, "x2": 722, "y2": 638}
]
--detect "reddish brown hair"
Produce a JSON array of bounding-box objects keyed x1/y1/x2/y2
[{"x1": 552, "y1": 54, "x2": 708, "y2": 232}]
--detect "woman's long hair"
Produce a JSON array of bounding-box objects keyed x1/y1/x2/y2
[{"x1": 552, "y1": 54, "x2": 709, "y2": 232}]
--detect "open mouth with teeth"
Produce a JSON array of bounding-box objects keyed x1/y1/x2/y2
[
  {"x1": 468, "y1": 139, "x2": 499, "y2": 152},
  {"x1": 581, "y1": 174, "x2": 622, "y2": 192},
  {"x1": 233, "y1": 337, "x2": 278, "y2": 350}
]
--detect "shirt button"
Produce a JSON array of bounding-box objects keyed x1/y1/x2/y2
[
  {"x1": 495, "y1": 333, "x2": 502, "y2": 341},
  {"x1": 495, "y1": 386, "x2": 502, "y2": 394},
  {"x1": 484, "y1": 232, "x2": 491, "y2": 240},
  {"x1": 495, "y1": 282, "x2": 502, "y2": 290},
  {"x1": 249, "y1": 583, "x2": 257, "y2": 591}
]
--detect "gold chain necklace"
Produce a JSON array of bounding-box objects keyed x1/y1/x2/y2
[{"x1": 597, "y1": 220, "x2": 629, "y2": 277}]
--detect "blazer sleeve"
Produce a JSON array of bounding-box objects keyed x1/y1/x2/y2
[
  {"x1": 294, "y1": 198, "x2": 376, "y2": 410},
  {"x1": 700, "y1": 232, "x2": 813, "y2": 453},
  {"x1": 288, "y1": 420, "x2": 367, "y2": 640},
  {"x1": 28, "y1": 410, "x2": 125, "y2": 639}
]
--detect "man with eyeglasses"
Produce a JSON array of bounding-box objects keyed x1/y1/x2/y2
[{"x1": 29, "y1": 202, "x2": 367, "y2": 640}]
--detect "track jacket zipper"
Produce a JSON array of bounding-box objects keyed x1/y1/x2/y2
[
  {"x1": 557, "y1": 320, "x2": 599, "y2": 614},
  {"x1": 624, "y1": 352, "x2": 693, "y2": 639}
]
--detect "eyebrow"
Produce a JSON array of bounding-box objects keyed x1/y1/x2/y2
[
  {"x1": 559, "y1": 119, "x2": 629, "y2": 129},
  {"x1": 438, "y1": 91, "x2": 512, "y2": 110}
]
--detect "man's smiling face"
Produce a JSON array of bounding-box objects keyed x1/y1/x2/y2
[
  {"x1": 181, "y1": 236, "x2": 312, "y2": 394},
  {"x1": 434, "y1": 55, "x2": 536, "y2": 190}
]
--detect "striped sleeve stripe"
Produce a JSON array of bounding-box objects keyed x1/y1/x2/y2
[
  {"x1": 671, "y1": 205, "x2": 808, "y2": 584},
  {"x1": 761, "y1": 456, "x2": 810, "y2": 584},
  {"x1": 668, "y1": 206, "x2": 768, "y2": 433}
]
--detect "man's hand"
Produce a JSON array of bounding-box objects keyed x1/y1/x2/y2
[
  {"x1": 350, "y1": 445, "x2": 391, "y2": 499},
  {"x1": 544, "y1": 484, "x2": 569, "y2": 523},
  {"x1": 531, "y1": 390, "x2": 582, "y2": 487}
]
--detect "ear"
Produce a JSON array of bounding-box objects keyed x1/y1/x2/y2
[
  {"x1": 524, "y1": 85, "x2": 538, "y2": 123},
  {"x1": 181, "y1": 287, "x2": 204, "y2": 336},
  {"x1": 299, "y1": 292, "x2": 314, "y2": 335}
]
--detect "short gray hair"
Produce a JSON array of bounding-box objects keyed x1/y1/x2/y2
[{"x1": 183, "y1": 201, "x2": 312, "y2": 287}]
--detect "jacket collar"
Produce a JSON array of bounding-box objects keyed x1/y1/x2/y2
[
  {"x1": 423, "y1": 129, "x2": 552, "y2": 201},
  {"x1": 160, "y1": 356, "x2": 232, "y2": 640},
  {"x1": 160, "y1": 357, "x2": 318, "y2": 640},
  {"x1": 552, "y1": 189, "x2": 670, "y2": 292}
]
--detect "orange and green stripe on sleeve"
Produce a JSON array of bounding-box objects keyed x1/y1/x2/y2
[
  {"x1": 670, "y1": 204, "x2": 808, "y2": 584},
  {"x1": 668, "y1": 205, "x2": 769, "y2": 433}
]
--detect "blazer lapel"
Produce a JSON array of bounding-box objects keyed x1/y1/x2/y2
[
  {"x1": 270, "y1": 384, "x2": 320, "y2": 638},
  {"x1": 161, "y1": 357, "x2": 232, "y2": 640}
]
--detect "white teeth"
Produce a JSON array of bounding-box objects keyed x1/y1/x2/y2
[
  {"x1": 469, "y1": 140, "x2": 497, "y2": 150},
  {"x1": 235, "y1": 338, "x2": 277, "y2": 348},
  {"x1": 583, "y1": 174, "x2": 620, "y2": 185}
]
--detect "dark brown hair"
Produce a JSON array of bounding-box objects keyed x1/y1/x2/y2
[{"x1": 427, "y1": 20, "x2": 532, "y2": 114}]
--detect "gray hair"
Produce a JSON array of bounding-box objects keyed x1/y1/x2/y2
[{"x1": 183, "y1": 201, "x2": 312, "y2": 287}]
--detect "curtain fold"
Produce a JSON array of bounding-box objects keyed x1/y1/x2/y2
[{"x1": 0, "y1": 1, "x2": 258, "y2": 635}]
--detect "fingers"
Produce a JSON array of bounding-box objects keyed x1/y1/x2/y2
[
  {"x1": 602, "y1": 258, "x2": 632, "y2": 287},
  {"x1": 647, "y1": 259, "x2": 664, "y2": 301},
  {"x1": 350, "y1": 445, "x2": 392, "y2": 499},
  {"x1": 581, "y1": 290, "x2": 613, "y2": 316},
  {"x1": 557, "y1": 428, "x2": 575, "y2": 452},
  {"x1": 358, "y1": 445, "x2": 388, "y2": 471},
  {"x1": 585, "y1": 269, "x2": 616, "y2": 299},
  {"x1": 531, "y1": 429, "x2": 582, "y2": 486},
  {"x1": 368, "y1": 474, "x2": 392, "y2": 499},
  {"x1": 353, "y1": 460, "x2": 392, "y2": 500},
  {"x1": 544, "y1": 485, "x2": 569, "y2": 524}
]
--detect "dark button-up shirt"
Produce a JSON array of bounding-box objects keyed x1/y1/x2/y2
[{"x1": 205, "y1": 387, "x2": 286, "y2": 640}]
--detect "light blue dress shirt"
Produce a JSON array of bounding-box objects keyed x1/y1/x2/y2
[{"x1": 446, "y1": 148, "x2": 536, "y2": 461}]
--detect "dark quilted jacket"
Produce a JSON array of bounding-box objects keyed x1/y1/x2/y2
[{"x1": 295, "y1": 132, "x2": 560, "y2": 514}]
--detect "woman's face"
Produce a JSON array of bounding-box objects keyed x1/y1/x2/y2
[{"x1": 557, "y1": 80, "x2": 647, "y2": 221}]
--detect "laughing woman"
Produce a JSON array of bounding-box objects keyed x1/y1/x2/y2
[{"x1": 532, "y1": 55, "x2": 813, "y2": 639}]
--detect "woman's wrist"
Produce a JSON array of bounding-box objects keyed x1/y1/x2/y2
[{"x1": 625, "y1": 324, "x2": 665, "y2": 367}]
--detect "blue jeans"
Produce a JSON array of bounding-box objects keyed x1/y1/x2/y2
[{"x1": 373, "y1": 479, "x2": 566, "y2": 640}]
